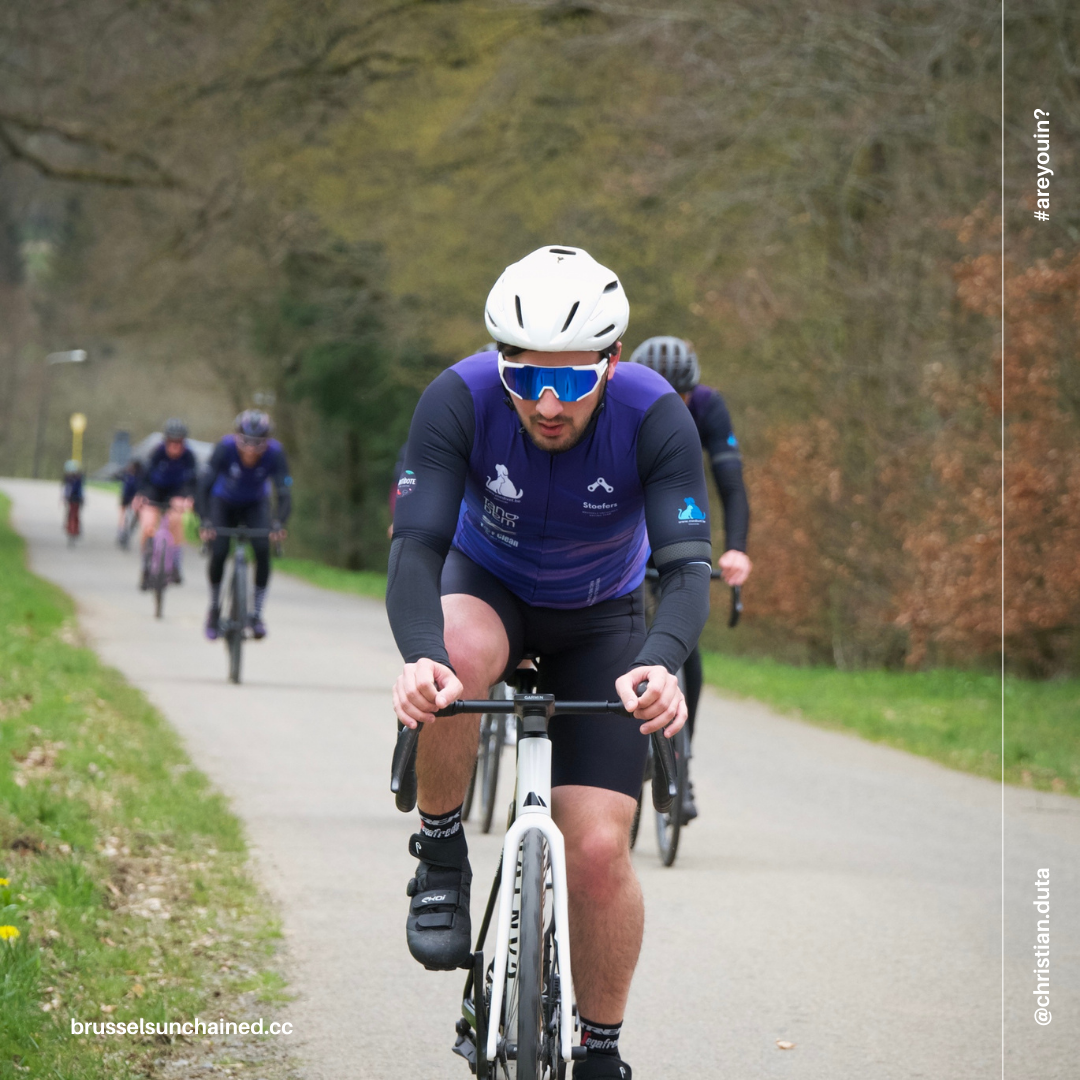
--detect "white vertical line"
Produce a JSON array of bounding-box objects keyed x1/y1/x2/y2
[{"x1": 1000, "y1": 1, "x2": 1006, "y2": 1077}]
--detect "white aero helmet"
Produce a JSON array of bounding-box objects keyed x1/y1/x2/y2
[{"x1": 484, "y1": 246, "x2": 629, "y2": 354}]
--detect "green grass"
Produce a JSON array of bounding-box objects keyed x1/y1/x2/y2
[
  {"x1": 701, "y1": 652, "x2": 1080, "y2": 796},
  {"x1": 0, "y1": 493, "x2": 291, "y2": 1078},
  {"x1": 275, "y1": 557, "x2": 387, "y2": 599}
]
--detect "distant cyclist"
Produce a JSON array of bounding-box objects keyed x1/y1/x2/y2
[
  {"x1": 62, "y1": 460, "x2": 84, "y2": 538},
  {"x1": 629, "y1": 336, "x2": 751, "y2": 821},
  {"x1": 134, "y1": 419, "x2": 197, "y2": 588},
  {"x1": 197, "y1": 409, "x2": 291, "y2": 641},
  {"x1": 117, "y1": 458, "x2": 145, "y2": 546}
]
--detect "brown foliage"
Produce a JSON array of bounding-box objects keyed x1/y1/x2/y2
[
  {"x1": 901, "y1": 241, "x2": 1080, "y2": 672},
  {"x1": 748, "y1": 217, "x2": 1080, "y2": 673}
]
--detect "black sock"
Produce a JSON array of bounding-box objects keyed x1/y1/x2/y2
[
  {"x1": 580, "y1": 1016, "x2": 622, "y2": 1056},
  {"x1": 418, "y1": 804, "x2": 463, "y2": 840}
]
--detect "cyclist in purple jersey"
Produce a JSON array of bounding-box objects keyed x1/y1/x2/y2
[
  {"x1": 197, "y1": 410, "x2": 291, "y2": 640},
  {"x1": 134, "y1": 419, "x2": 197, "y2": 589},
  {"x1": 117, "y1": 459, "x2": 144, "y2": 544},
  {"x1": 388, "y1": 246, "x2": 712, "y2": 1080}
]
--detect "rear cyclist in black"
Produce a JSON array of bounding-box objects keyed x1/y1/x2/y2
[{"x1": 628, "y1": 336, "x2": 752, "y2": 821}]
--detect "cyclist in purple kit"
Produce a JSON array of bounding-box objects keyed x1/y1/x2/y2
[
  {"x1": 197, "y1": 410, "x2": 291, "y2": 641},
  {"x1": 628, "y1": 335, "x2": 752, "y2": 821},
  {"x1": 388, "y1": 246, "x2": 712, "y2": 1080},
  {"x1": 135, "y1": 418, "x2": 197, "y2": 589}
]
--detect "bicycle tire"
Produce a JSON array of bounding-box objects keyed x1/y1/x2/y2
[
  {"x1": 228, "y1": 555, "x2": 247, "y2": 684},
  {"x1": 479, "y1": 711, "x2": 506, "y2": 835},
  {"x1": 152, "y1": 532, "x2": 167, "y2": 619},
  {"x1": 505, "y1": 829, "x2": 545, "y2": 1080}
]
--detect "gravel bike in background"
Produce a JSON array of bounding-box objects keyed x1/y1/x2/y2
[
  {"x1": 142, "y1": 501, "x2": 182, "y2": 619},
  {"x1": 462, "y1": 682, "x2": 510, "y2": 834},
  {"x1": 391, "y1": 679, "x2": 677, "y2": 1080},
  {"x1": 208, "y1": 525, "x2": 281, "y2": 684}
]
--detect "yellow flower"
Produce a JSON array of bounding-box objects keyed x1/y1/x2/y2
[
  {"x1": 0, "y1": 925, "x2": 20, "y2": 941},
  {"x1": 0, "y1": 878, "x2": 9, "y2": 886}
]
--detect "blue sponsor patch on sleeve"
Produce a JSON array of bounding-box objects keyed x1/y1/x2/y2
[{"x1": 677, "y1": 496, "x2": 707, "y2": 522}]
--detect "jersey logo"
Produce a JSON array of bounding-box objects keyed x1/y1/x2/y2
[
  {"x1": 587, "y1": 477, "x2": 614, "y2": 493},
  {"x1": 485, "y1": 464, "x2": 523, "y2": 500},
  {"x1": 678, "y1": 497, "x2": 706, "y2": 522},
  {"x1": 727, "y1": 433, "x2": 738, "y2": 447}
]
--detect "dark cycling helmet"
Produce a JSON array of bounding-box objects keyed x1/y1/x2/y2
[
  {"x1": 163, "y1": 418, "x2": 189, "y2": 440},
  {"x1": 628, "y1": 336, "x2": 700, "y2": 393},
  {"x1": 235, "y1": 409, "x2": 272, "y2": 439}
]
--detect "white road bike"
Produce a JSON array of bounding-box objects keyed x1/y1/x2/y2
[{"x1": 392, "y1": 675, "x2": 677, "y2": 1079}]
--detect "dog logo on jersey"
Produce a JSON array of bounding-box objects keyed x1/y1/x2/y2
[
  {"x1": 678, "y1": 496, "x2": 706, "y2": 522},
  {"x1": 485, "y1": 464, "x2": 523, "y2": 500},
  {"x1": 587, "y1": 477, "x2": 614, "y2": 493}
]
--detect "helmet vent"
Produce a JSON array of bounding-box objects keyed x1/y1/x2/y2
[
  {"x1": 560, "y1": 302, "x2": 580, "y2": 333},
  {"x1": 486, "y1": 308, "x2": 499, "y2": 329},
  {"x1": 603, "y1": 280, "x2": 619, "y2": 293},
  {"x1": 515, "y1": 295, "x2": 524, "y2": 328},
  {"x1": 594, "y1": 324, "x2": 616, "y2": 339},
  {"x1": 549, "y1": 247, "x2": 577, "y2": 255}
]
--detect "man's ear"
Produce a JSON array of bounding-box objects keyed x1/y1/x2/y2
[{"x1": 607, "y1": 341, "x2": 623, "y2": 376}]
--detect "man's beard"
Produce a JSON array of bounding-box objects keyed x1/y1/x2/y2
[{"x1": 522, "y1": 380, "x2": 608, "y2": 454}]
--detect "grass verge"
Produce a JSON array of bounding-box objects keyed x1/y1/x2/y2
[
  {"x1": 0, "y1": 493, "x2": 296, "y2": 1079},
  {"x1": 701, "y1": 652, "x2": 1079, "y2": 796},
  {"x1": 275, "y1": 557, "x2": 387, "y2": 600}
]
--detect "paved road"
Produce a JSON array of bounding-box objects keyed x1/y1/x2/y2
[{"x1": 4, "y1": 478, "x2": 1076, "y2": 1078}]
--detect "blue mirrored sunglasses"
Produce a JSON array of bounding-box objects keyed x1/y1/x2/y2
[{"x1": 498, "y1": 357, "x2": 608, "y2": 402}]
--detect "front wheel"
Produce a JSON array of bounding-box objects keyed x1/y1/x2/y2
[
  {"x1": 227, "y1": 556, "x2": 247, "y2": 684},
  {"x1": 152, "y1": 533, "x2": 168, "y2": 619},
  {"x1": 505, "y1": 829, "x2": 546, "y2": 1080}
]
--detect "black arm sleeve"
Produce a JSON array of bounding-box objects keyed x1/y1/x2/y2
[
  {"x1": 697, "y1": 390, "x2": 749, "y2": 552},
  {"x1": 272, "y1": 448, "x2": 293, "y2": 525},
  {"x1": 384, "y1": 370, "x2": 475, "y2": 665},
  {"x1": 632, "y1": 393, "x2": 712, "y2": 673},
  {"x1": 196, "y1": 443, "x2": 226, "y2": 519}
]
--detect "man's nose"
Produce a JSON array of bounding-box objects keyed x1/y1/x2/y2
[{"x1": 535, "y1": 387, "x2": 564, "y2": 417}]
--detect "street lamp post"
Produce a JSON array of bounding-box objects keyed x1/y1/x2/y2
[{"x1": 32, "y1": 349, "x2": 88, "y2": 479}]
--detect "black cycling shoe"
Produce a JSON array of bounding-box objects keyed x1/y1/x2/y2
[
  {"x1": 572, "y1": 1052, "x2": 632, "y2": 1080},
  {"x1": 405, "y1": 830, "x2": 472, "y2": 971}
]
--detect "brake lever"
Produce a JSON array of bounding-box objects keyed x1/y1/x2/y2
[
  {"x1": 631, "y1": 679, "x2": 677, "y2": 814},
  {"x1": 729, "y1": 584, "x2": 743, "y2": 628},
  {"x1": 390, "y1": 723, "x2": 420, "y2": 813}
]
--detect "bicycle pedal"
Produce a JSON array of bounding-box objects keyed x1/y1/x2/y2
[{"x1": 571, "y1": 1047, "x2": 588, "y2": 1061}]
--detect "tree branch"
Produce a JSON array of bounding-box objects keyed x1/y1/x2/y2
[{"x1": 0, "y1": 109, "x2": 189, "y2": 191}]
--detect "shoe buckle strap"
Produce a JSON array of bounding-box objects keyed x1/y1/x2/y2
[{"x1": 414, "y1": 911, "x2": 456, "y2": 929}]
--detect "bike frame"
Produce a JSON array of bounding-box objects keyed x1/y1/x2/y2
[
  {"x1": 392, "y1": 688, "x2": 677, "y2": 1076},
  {"x1": 488, "y1": 727, "x2": 575, "y2": 1064}
]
